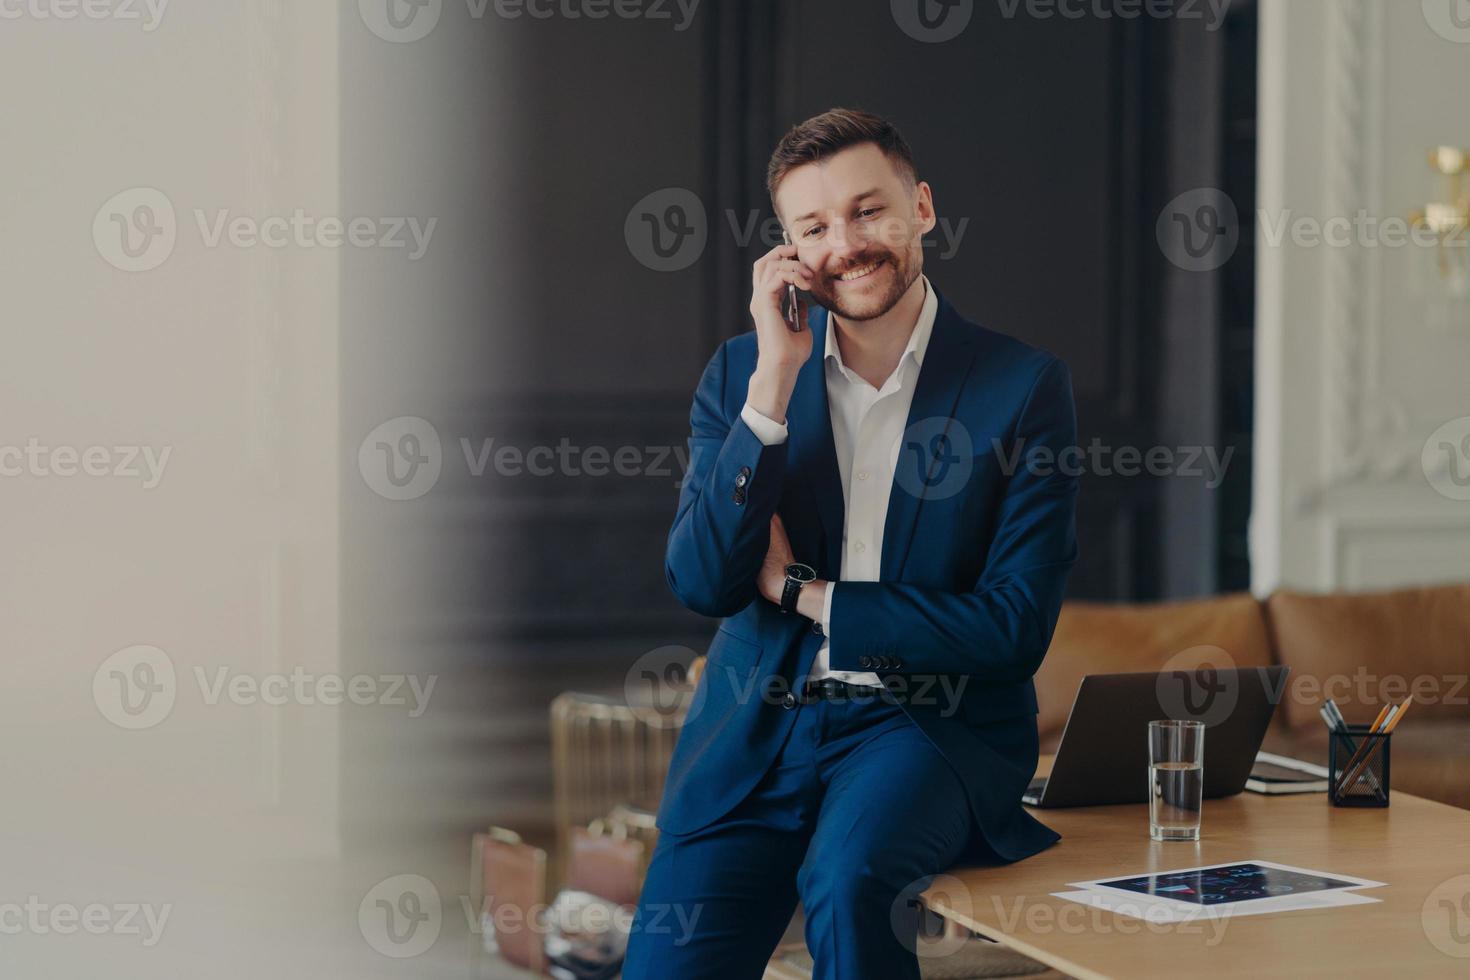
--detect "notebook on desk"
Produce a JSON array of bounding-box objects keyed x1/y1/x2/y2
[
  {"x1": 1244, "y1": 751, "x2": 1329, "y2": 794},
  {"x1": 1024, "y1": 667, "x2": 1289, "y2": 808}
]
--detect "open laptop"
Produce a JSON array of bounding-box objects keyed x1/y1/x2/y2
[{"x1": 1023, "y1": 666, "x2": 1290, "y2": 808}]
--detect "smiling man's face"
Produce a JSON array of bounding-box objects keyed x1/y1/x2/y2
[{"x1": 774, "y1": 142, "x2": 936, "y2": 322}]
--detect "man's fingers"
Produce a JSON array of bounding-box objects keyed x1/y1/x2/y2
[
  {"x1": 762, "y1": 264, "x2": 814, "y2": 292},
  {"x1": 774, "y1": 260, "x2": 814, "y2": 288},
  {"x1": 752, "y1": 244, "x2": 801, "y2": 280}
]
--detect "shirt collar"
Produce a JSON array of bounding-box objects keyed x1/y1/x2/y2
[{"x1": 824, "y1": 274, "x2": 938, "y2": 377}]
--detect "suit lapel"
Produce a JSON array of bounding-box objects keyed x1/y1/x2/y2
[
  {"x1": 880, "y1": 296, "x2": 978, "y2": 580},
  {"x1": 787, "y1": 307, "x2": 845, "y2": 580},
  {"x1": 786, "y1": 294, "x2": 979, "y2": 583}
]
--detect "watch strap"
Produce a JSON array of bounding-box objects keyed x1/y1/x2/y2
[{"x1": 780, "y1": 574, "x2": 804, "y2": 614}]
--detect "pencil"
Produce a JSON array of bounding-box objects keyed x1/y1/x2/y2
[{"x1": 1379, "y1": 696, "x2": 1413, "y2": 734}]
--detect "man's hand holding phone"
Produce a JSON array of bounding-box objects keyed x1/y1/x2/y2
[{"x1": 747, "y1": 242, "x2": 815, "y2": 425}]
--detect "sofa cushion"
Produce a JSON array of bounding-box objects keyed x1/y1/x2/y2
[
  {"x1": 1266, "y1": 584, "x2": 1470, "y2": 731},
  {"x1": 1260, "y1": 719, "x2": 1470, "y2": 811},
  {"x1": 1034, "y1": 594, "x2": 1273, "y2": 744}
]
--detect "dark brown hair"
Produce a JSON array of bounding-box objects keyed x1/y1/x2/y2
[{"x1": 765, "y1": 107, "x2": 918, "y2": 202}]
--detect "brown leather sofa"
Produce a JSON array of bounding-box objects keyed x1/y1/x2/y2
[{"x1": 1033, "y1": 583, "x2": 1470, "y2": 810}]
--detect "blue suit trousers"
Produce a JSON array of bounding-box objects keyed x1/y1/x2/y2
[{"x1": 623, "y1": 691, "x2": 977, "y2": 980}]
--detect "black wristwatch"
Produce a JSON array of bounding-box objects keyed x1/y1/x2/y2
[{"x1": 779, "y1": 563, "x2": 817, "y2": 614}]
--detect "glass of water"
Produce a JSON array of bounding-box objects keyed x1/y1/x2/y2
[{"x1": 1148, "y1": 720, "x2": 1204, "y2": 841}]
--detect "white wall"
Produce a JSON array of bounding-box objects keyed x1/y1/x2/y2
[
  {"x1": 0, "y1": 3, "x2": 361, "y2": 973},
  {"x1": 0, "y1": 0, "x2": 342, "y2": 876},
  {"x1": 1254, "y1": 0, "x2": 1470, "y2": 594}
]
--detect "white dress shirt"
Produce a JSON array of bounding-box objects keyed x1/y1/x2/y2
[{"x1": 740, "y1": 276, "x2": 939, "y2": 687}]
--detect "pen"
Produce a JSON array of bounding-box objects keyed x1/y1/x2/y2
[
  {"x1": 1334, "y1": 698, "x2": 1413, "y2": 797},
  {"x1": 1320, "y1": 701, "x2": 1382, "y2": 793}
]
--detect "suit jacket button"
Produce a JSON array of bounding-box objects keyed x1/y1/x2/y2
[
  {"x1": 811, "y1": 621, "x2": 824, "y2": 636},
  {"x1": 878, "y1": 657, "x2": 892, "y2": 670},
  {"x1": 781, "y1": 692, "x2": 797, "y2": 710},
  {"x1": 859, "y1": 656, "x2": 872, "y2": 669},
  {"x1": 735, "y1": 472, "x2": 749, "y2": 488},
  {"x1": 732, "y1": 486, "x2": 747, "y2": 505}
]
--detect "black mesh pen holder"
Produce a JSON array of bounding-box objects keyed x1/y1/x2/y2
[{"x1": 1328, "y1": 727, "x2": 1391, "y2": 808}]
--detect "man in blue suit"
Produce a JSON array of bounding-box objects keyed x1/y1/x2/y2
[{"x1": 624, "y1": 108, "x2": 1079, "y2": 980}]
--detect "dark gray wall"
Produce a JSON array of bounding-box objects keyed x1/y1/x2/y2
[{"x1": 340, "y1": 0, "x2": 1252, "y2": 847}]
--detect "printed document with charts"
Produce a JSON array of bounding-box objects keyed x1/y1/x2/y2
[{"x1": 1052, "y1": 859, "x2": 1385, "y2": 923}]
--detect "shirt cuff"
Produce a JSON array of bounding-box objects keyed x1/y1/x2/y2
[
  {"x1": 740, "y1": 401, "x2": 789, "y2": 446},
  {"x1": 821, "y1": 582, "x2": 835, "y2": 639}
]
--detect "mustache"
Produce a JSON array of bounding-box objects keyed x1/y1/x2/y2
[{"x1": 824, "y1": 252, "x2": 890, "y2": 278}]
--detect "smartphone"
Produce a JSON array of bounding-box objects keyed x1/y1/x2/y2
[{"x1": 781, "y1": 230, "x2": 805, "y2": 332}]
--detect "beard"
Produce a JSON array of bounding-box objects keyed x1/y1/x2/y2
[{"x1": 808, "y1": 245, "x2": 922, "y2": 322}]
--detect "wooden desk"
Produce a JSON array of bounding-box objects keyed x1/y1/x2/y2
[{"x1": 923, "y1": 756, "x2": 1470, "y2": 978}]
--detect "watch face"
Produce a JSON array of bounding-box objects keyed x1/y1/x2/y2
[{"x1": 785, "y1": 563, "x2": 817, "y2": 584}]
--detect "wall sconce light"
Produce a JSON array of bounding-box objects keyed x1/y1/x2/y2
[{"x1": 1410, "y1": 147, "x2": 1469, "y2": 298}]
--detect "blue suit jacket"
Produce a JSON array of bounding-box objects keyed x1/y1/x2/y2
[{"x1": 657, "y1": 291, "x2": 1077, "y2": 863}]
